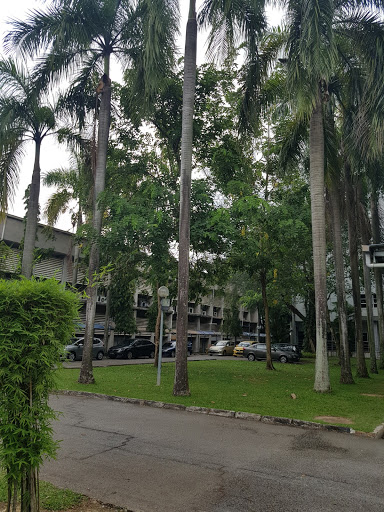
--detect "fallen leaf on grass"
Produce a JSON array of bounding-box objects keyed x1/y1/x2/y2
[{"x1": 291, "y1": 393, "x2": 297, "y2": 399}]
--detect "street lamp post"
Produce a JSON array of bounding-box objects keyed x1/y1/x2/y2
[{"x1": 157, "y1": 286, "x2": 170, "y2": 386}]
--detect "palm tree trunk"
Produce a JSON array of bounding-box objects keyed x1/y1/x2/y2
[
  {"x1": 173, "y1": 0, "x2": 197, "y2": 397},
  {"x1": 310, "y1": 95, "x2": 330, "y2": 392},
  {"x1": 103, "y1": 273, "x2": 112, "y2": 352},
  {"x1": 21, "y1": 139, "x2": 41, "y2": 278},
  {"x1": 362, "y1": 257, "x2": 377, "y2": 373},
  {"x1": 359, "y1": 201, "x2": 378, "y2": 373},
  {"x1": 72, "y1": 211, "x2": 82, "y2": 285},
  {"x1": 260, "y1": 271, "x2": 274, "y2": 370},
  {"x1": 327, "y1": 185, "x2": 354, "y2": 383},
  {"x1": 370, "y1": 193, "x2": 384, "y2": 369},
  {"x1": 345, "y1": 166, "x2": 368, "y2": 378},
  {"x1": 79, "y1": 69, "x2": 111, "y2": 384},
  {"x1": 154, "y1": 290, "x2": 161, "y2": 367}
]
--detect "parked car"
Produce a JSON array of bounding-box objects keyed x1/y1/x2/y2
[
  {"x1": 233, "y1": 341, "x2": 252, "y2": 357},
  {"x1": 162, "y1": 341, "x2": 193, "y2": 357},
  {"x1": 273, "y1": 343, "x2": 302, "y2": 358},
  {"x1": 65, "y1": 337, "x2": 104, "y2": 361},
  {"x1": 208, "y1": 340, "x2": 236, "y2": 356},
  {"x1": 243, "y1": 343, "x2": 300, "y2": 363},
  {"x1": 107, "y1": 338, "x2": 155, "y2": 359}
]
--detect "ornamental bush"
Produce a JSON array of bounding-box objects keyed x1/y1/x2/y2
[{"x1": 0, "y1": 278, "x2": 80, "y2": 512}]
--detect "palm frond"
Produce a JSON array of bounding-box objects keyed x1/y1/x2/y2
[
  {"x1": 42, "y1": 167, "x2": 78, "y2": 188},
  {"x1": 277, "y1": 113, "x2": 309, "y2": 170},
  {"x1": 43, "y1": 189, "x2": 73, "y2": 226},
  {"x1": 0, "y1": 136, "x2": 25, "y2": 214},
  {"x1": 0, "y1": 59, "x2": 29, "y2": 98},
  {"x1": 324, "y1": 100, "x2": 342, "y2": 184},
  {"x1": 285, "y1": 0, "x2": 339, "y2": 114},
  {"x1": 122, "y1": 0, "x2": 179, "y2": 108},
  {"x1": 199, "y1": 0, "x2": 267, "y2": 63},
  {"x1": 4, "y1": 3, "x2": 95, "y2": 60},
  {"x1": 55, "y1": 55, "x2": 103, "y2": 129},
  {"x1": 239, "y1": 29, "x2": 286, "y2": 131}
]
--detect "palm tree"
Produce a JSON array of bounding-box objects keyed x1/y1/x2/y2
[
  {"x1": 370, "y1": 190, "x2": 384, "y2": 370},
  {"x1": 173, "y1": 0, "x2": 268, "y2": 396},
  {"x1": 6, "y1": 0, "x2": 179, "y2": 384},
  {"x1": 334, "y1": 44, "x2": 384, "y2": 378},
  {"x1": 173, "y1": 0, "x2": 197, "y2": 397},
  {"x1": 273, "y1": 70, "x2": 354, "y2": 383},
  {"x1": 0, "y1": 58, "x2": 56, "y2": 279},
  {"x1": 326, "y1": 182, "x2": 354, "y2": 384},
  {"x1": 221, "y1": 0, "x2": 384, "y2": 390},
  {"x1": 274, "y1": 0, "x2": 384, "y2": 391},
  {"x1": 43, "y1": 144, "x2": 92, "y2": 284}
]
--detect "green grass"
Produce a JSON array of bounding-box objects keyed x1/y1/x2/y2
[
  {"x1": 0, "y1": 475, "x2": 84, "y2": 510},
  {"x1": 55, "y1": 358, "x2": 384, "y2": 433}
]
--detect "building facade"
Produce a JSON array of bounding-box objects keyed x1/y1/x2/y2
[{"x1": 1, "y1": 215, "x2": 259, "y2": 352}]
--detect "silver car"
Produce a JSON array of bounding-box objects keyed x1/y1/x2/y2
[
  {"x1": 208, "y1": 340, "x2": 236, "y2": 356},
  {"x1": 65, "y1": 337, "x2": 105, "y2": 361},
  {"x1": 243, "y1": 343, "x2": 300, "y2": 363}
]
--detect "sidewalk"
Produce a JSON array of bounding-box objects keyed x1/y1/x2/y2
[{"x1": 62, "y1": 353, "x2": 222, "y2": 368}]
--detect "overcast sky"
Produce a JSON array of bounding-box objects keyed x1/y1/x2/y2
[{"x1": 1, "y1": 1, "x2": 283, "y2": 231}]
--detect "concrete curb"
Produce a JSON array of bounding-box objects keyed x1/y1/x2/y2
[
  {"x1": 373, "y1": 423, "x2": 384, "y2": 439},
  {"x1": 55, "y1": 389, "x2": 381, "y2": 438}
]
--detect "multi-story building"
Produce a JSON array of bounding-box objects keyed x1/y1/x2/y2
[
  {"x1": 1, "y1": 214, "x2": 259, "y2": 352},
  {"x1": 134, "y1": 287, "x2": 259, "y2": 353}
]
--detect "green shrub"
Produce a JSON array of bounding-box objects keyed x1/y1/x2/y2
[
  {"x1": 0, "y1": 278, "x2": 80, "y2": 512},
  {"x1": 302, "y1": 351, "x2": 316, "y2": 358}
]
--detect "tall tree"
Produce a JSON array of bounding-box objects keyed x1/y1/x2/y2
[
  {"x1": 173, "y1": 0, "x2": 197, "y2": 396},
  {"x1": 6, "y1": 0, "x2": 179, "y2": 384},
  {"x1": 370, "y1": 189, "x2": 384, "y2": 369},
  {"x1": 326, "y1": 183, "x2": 354, "y2": 383},
  {"x1": 0, "y1": 59, "x2": 57, "y2": 278},
  {"x1": 173, "y1": 0, "x2": 269, "y2": 395},
  {"x1": 272, "y1": 0, "x2": 384, "y2": 391},
  {"x1": 359, "y1": 197, "x2": 378, "y2": 374},
  {"x1": 200, "y1": 0, "x2": 331, "y2": 390}
]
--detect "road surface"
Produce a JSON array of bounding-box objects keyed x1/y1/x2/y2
[{"x1": 42, "y1": 394, "x2": 384, "y2": 512}]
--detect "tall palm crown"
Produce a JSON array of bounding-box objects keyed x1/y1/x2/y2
[
  {"x1": 0, "y1": 59, "x2": 55, "y2": 212},
  {"x1": 5, "y1": 0, "x2": 179, "y2": 385},
  {"x1": 0, "y1": 58, "x2": 56, "y2": 278},
  {"x1": 282, "y1": 0, "x2": 384, "y2": 118},
  {"x1": 5, "y1": 0, "x2": 179, "y2": 100}
]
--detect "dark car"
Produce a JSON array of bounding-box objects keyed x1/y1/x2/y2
[
  {"x1": 65, "y1": 337, "x2": 105, "y2": 361},
  {"x1": 108, "y1": 338, "x2": 155, "y2": 359},
  {"x1": 162, "y1": 341, "x2": 193, "y2": 357},
  {"x1": 243, "y1": 343, "x2": 300, "y2": 363},
  {"x1": 273, "y1": 343, "x2": 302, "y2": 358}
]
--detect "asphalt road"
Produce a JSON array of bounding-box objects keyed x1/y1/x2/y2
[{"x1": 42, "y1": 394, "x2": 384, "y2": 512}]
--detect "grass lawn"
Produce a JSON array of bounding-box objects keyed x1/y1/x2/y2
[
  {"x1": 55, "y1": 358, "x2": 384, "y2": 433},
  {"x1": 0, "y1": 476, "x2": 84, "y2": 510}
]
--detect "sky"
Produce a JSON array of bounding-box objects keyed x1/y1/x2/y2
[{"x1": 0, "y1": 1, "x2": 284, "y2": 231}]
